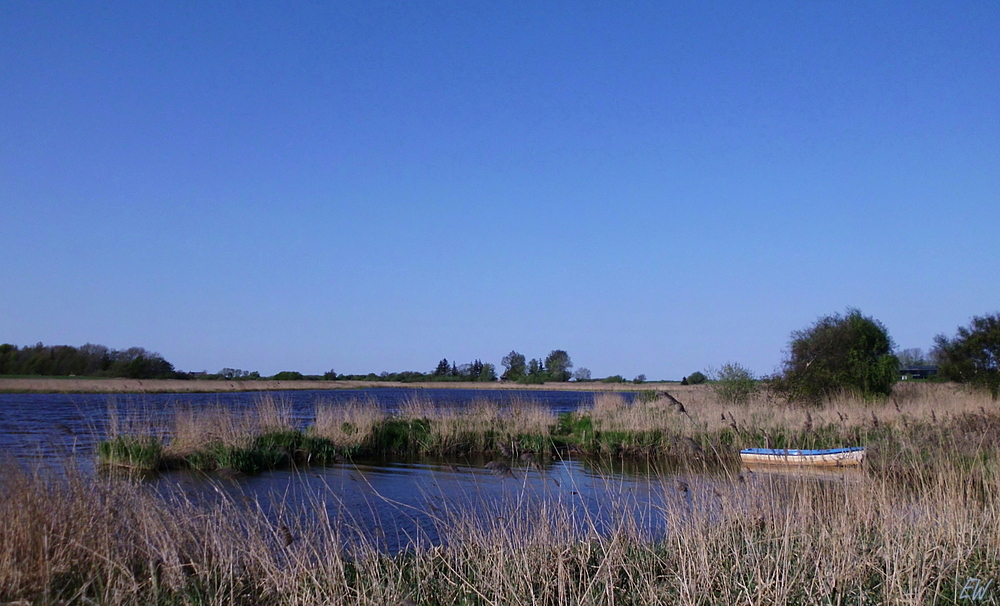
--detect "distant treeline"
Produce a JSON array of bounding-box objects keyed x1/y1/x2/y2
[
  {"x1": 0, "y1": 343, "x2": 177, "y2": 379},
  {"x1": 2, "y1": 343, "x2": 623, "y2": 384},
  {"x1": 199, "y1": 350, "x2": 587, "y2": 384},
  {"x1": 265, "y1": 357, "x2": 521, "y2": 383},
  {"x1": 331, "y1": 350, "x2": 578, "y2": 384}
]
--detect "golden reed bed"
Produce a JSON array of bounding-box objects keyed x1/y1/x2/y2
[{"x1": 4, "y1": 434, "x2": 1000, "y2": 605}]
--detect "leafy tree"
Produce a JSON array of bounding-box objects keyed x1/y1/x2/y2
[
  {"x1": 773, "y1": 308, "x2": 898, "y2": 403},
  {"x1": 544, "y1": 350, "x2": 573, "y2": 382},
  {"x1": 79, "y1": 343, "x2": 112, "y2": 375},
  {"x1": 127, "y1": 355, "x2": 175, "y2": 379},
  {"x1": 433, "y1": 359, "x2": 450, "y2": 376},
  {"x1": 573, "y1": 367, "x2": 592, "y2": 381},
  {"x1": 469, "y1": 359, "x2": 484, "y2": 379},
  {"x1": 711, "y1": 362, "x2": 757, "y2": 405},
  {"x1": 272, "y1": 371, "x2": 304, "y2": 381},
  {"x1": 683, "y1": 371, "x2": 707, "y2": 385},
  {"x1": 633, "y1": 374, "x2": 647, "y2": 384},
  {"x1": 526, "y1": 358, "x2": 543, "y2": 379},
  {"x1": 393, "y1": 371, "x2": 426, "y2": 382},
  {"x1": 0, "y1": 342, "x2": 181, "y2": 378},
  {"x1": 0, "y1": 344, "x2": 14, "y2": 375},
  {"x1": 933, "y1": 313, "x2": 1000, "y2": 398},
  {"x1": 220, "y1": 368, "x2": 255, "y2": 380},
  {"x1": 601, "y1": 374, "x2": 626, "y2": 383},
  {"x1": 501, "y1": 351, "x2": 526, "y2": 381},
  {"x1": 477, "y1": 362, "x2": 497, "y2": 382},
  {"x1": 102, "y1": 347, "x2": 175, "y2": 379}
]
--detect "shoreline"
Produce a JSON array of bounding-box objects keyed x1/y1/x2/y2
[{"x1": 0, "y1": 376, "x2": 685, "y2": 394}]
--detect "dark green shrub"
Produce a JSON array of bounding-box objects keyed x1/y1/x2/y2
[
  {"x1": 773, "y1": 308, "x2": 898, "y2": 404},
  {"x1": 933, "y1": 312, "x2": 1000, "y2": 398},
  {"x1": 371, "y1": 418, "x2": 432, "y2": 453},
  {"x1": 712, "y1": 363, "x2": 757, "y2": 405},
  {"x1": 685, "y1": 371, "x2": 707, "y2": 385}
]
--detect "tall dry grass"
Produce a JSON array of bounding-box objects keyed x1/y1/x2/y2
[
  {"x1": 582, "y1": 382, "x2": 999, "y2": 438},
  {"x1": 310, "y1": 393, "x2": 557, "y2": 455},
  {"x1": 167, "y1": 394, "x2": 294, "y2": 456},
  {"x1": 98, "y1": 383, "x2": 1000, "y2": 474},
  {"x1": 400, "y1": 394, "x2": 555, "y2": 453},
  {"x1": 3, "y1": 449, "x2": 999, "y2": 605},
  {"x1": 313, "y1": 396, "x2": 386, "y2": 449}
]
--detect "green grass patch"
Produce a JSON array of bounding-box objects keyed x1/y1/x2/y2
[{"x1": 97, "y1": 435, "x2": 163, "y2": 471}]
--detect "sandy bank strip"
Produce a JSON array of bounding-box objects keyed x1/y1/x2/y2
[{"x1": 0, "y1": 377, "x2": 690, "y2": 394}]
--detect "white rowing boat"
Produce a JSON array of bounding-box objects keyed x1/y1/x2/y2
[{"x1": 739, "y1": 446, "x2": 865, "y2": 467}]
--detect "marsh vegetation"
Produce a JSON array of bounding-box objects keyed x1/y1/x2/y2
[
  {"x1": 96, "y1": 383, "x2": 1000, "y2": 481},
  {"x1": 4, "y1": 383, "x2": 1000, "y2": 604}
]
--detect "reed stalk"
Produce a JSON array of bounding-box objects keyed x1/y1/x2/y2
[
  {"x1": 95, "y1": 384, "x2": 1000, "y2": 479},
  {"x1": 4, "y1": 445, "x2": 999, "y2": 605}
]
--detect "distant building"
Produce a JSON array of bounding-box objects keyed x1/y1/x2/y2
[{"x1": 900, "y1": 365, "x2": 938, "y2": 380}]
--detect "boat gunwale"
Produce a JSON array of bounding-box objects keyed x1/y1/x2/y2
[{"x1": 739, "y1": 446, "x2": 865, "y2": 457}]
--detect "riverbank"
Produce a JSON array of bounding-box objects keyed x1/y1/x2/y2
[
  {"x1": 6, "y1": 382, "x2": 1000, "y2": 603},
  {"x1": 3, "y1": 443, "x2": 998, "y2": 605},
  {"x1": 97, "y1": 383, "x2": 1000, "y2": 482},
  {"x1": 0, "y1": 376, "x2": 674, "y2": 394}
]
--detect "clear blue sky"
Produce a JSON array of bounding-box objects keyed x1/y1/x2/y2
[{"x1": 2, "y1": 1, "x2": 998, "y2": 379}]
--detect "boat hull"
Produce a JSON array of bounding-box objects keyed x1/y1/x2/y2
[{"x1": 739, "y1": 447, "x2": 864, "y2": 467}]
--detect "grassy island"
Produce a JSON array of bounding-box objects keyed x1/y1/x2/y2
[{"x1": 94, "y1": 384, "x2": 1000, "y2": 482}]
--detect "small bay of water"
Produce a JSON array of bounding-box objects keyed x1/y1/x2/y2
[
  {"x1": 0, "y1": 388, "x2": 618, "y2": 460},
  {"x1": 1, "y1": 388, "x2": 840, "y2": 552},
  {"x1": 160, "y1": 455, "x2": 708, "y2": 553}
]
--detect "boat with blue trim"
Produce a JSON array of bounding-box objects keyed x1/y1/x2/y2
[{"x1": 739, "y1": 446, "x2": 865, "y2": 467}]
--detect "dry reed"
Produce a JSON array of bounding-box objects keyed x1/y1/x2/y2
[
  {"x1": 3, "y1": 448, "x2": 999, "y2": 605},
  {"x1": 313, "y1": 396, "x2": 385, "y2": 449},
  {"x1": 167, "y1": 395, "x2": 293, "y2": 456},
  {"x1": 15, "y1": 383, "x2": 1000, "y2": 605},
  {"x1": 97, "y1": 383, "x2": 1000, "y2": 474}
]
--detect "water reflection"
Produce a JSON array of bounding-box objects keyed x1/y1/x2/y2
[
  {"x1": 143, "y1": 452, "x2": 862, "y2": 554},
  {"x1": 2, "y1": 389, "x2": 863, "y2": 554},
  {"x1": 144, "y1": 455, "x2": 698, "y2": 553}
]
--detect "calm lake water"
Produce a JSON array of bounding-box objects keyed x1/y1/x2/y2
[
  {"x1": 1, "y1": 389, "x2": 696, "y2": 550},
  {"x1": 0, "y1": 388, "x2": 835, "y2": 552},
  {"x1": 0, "y1": 388, "x2": 619, "y2": 459}
]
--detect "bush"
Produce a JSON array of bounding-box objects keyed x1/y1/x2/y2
[
  {"x1": 683, "y1": 371, "x2": 707, "y2": 385},
  {"x1": 711, "y1": 363, "x2": 757, "y2": 405},
  {"x1": 933, "y1": 312, "x2": 1000, "y2": 398},
  {"x1": 773, "y1": 308, "x2": 898, "y2": 404},
  {"x1": 272, "y1": 371, "x2": 304, "y2": 381}
]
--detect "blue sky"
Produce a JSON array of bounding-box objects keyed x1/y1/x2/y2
[{"x1": 2, "y1": 1, "x2": 998, "y2": 379}]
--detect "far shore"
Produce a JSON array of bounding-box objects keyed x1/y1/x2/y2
[{"x1": 0, "y1": 377, "x2": 689, "y2": 394}]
